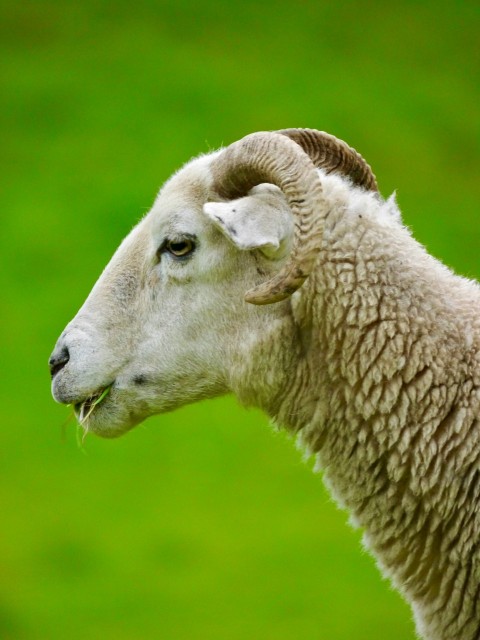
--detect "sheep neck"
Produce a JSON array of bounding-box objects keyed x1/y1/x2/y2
[{"x1": 263, "y1": 212, "x2": 480, "y2": 640}]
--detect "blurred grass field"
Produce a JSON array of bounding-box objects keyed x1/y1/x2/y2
[{"x1": 1, "y1": 1, "x2": 479, "y2": 638}]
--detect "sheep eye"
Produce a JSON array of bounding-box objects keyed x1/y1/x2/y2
[{"x1": 165, "y1": 238, "x2": 195, "y2": 258}]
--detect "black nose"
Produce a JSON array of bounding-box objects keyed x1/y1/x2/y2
[{"x1": 49, "y1": 346, "x2": 70, "y2": 378}]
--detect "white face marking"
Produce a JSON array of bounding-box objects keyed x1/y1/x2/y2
[{"x1": 50, "y1": 154, "x2": 293, "y2": 437}]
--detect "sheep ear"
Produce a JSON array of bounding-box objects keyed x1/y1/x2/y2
[{"x1": 203, "y1": 185, "x2": 293, "y2": 259}]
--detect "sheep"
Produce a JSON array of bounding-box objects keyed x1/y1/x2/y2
[{"x1": 49, "y1": 128, "x2": 480, "y2": 640}]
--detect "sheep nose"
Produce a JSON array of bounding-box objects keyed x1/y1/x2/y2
[{"x1": 48, "y1": 345, "x2": 70, "y2": 378}]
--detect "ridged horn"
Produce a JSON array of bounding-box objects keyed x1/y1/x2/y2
[
  {"x1": 210, "y1": 131, "x2": 328, "y2": 305},
  {"x1": 277, "y1": 128, "x2": 378, "y2": 192},
  {"x1": 210, "y1": 129, "x2": 377, "y2": 305}
]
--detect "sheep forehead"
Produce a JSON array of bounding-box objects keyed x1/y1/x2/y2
[
  {"x1": 89, "y1": 157, "x2": 215, "y2": 296},
  {"x1": 147, "y1": 151, "x2": 219, "y2": 239}
]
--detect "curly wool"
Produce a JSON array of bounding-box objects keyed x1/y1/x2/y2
[{"x1": 233, "y1": 174, "x2": 480, "y2": 640}]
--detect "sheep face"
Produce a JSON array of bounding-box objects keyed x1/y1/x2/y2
[{"x1": 50, "y1": 154, "x2": 294, "y2": 437}]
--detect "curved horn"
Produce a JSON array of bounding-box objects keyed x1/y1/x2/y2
[
  {"x1": 277, "y1": 128, "x2": 378, "y2": 192},
  {"x1": 210, "y1": 131, "x2": 327, "y2": 305},
  {"x1": 210, "y1": 130, "x2": 378, "y2": 305}
]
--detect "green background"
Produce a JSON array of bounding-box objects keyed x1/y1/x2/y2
[{"x1": 1, "y1": 1, "x2": 479, "y2": 638}]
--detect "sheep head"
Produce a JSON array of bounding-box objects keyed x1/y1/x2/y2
[{"x1": 49, "y1": 129, "x2": 376, "y2": 437}]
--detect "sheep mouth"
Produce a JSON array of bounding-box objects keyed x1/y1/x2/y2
[{"x1": 74, "y1": 385, "x2": 112, "y2": 424}]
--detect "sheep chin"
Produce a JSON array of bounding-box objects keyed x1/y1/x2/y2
[{"x1": 75, "y1": 394, "x2": 145, "y2": 440}]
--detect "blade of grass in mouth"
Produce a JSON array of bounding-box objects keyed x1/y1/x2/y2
[{"x1": 79, "y1": 385, "x2": 112, "y2": 424}]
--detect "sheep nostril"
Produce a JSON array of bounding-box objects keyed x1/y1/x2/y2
[{"x1": 49, "y1": 346, "x2": 70, "y2": 379}]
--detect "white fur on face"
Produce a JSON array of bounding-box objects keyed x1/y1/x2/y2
[{"x1": 51, "y1": 155, "x2": 292, "y2": 437}]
